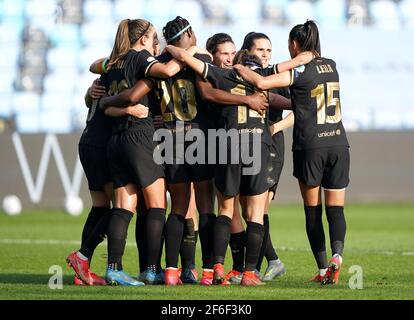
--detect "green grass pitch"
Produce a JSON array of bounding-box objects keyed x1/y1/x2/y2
[{"x1": 0, "y1": 203, "x2": 413, "y2": 300}]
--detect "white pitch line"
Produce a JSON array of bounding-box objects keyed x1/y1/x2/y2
[{"x1": 0, "y1": 239, "x2": 413, "y2": 257}]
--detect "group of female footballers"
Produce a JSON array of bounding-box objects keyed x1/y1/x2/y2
[{"x1": 66, "y1": 16, "x2": 349, "y2": 287}]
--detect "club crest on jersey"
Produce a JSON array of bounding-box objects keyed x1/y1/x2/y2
[
  {"x1": 147, "y1": 56, "x2": 156, "y2": 62},
  {"x1": 294, "y1": 65, "x2": 305, "y2": 73}
]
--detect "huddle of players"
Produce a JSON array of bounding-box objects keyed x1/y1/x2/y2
[{"x1": 66, "y1": 16, "x2": 349, "y2": 287}]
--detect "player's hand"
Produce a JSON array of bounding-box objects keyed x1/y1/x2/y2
[
  {"x1": 88, "y1": 79, "x2": 106, "y2": 99},
  {"x1": 127, "y1": 104, "x2": 149, "y2": 118},
  {"x1": 166, "y1": 45, "x2": 184, "y2": 61},
  {"x1": 195, "y1": 47, "x2": 213, "y2": 60},
  {"x1": 152, "y1": 115, "x2": 164, "y2": 129},
  {"x1": 270, "y1": 122, "x2": 281, "y2": 136},
  {"x1": 233, "y1": 64, "x2": 246, "y2": 72},
  {"x1": 246, "y1": 92, "x2": 269, "y2": 115}
]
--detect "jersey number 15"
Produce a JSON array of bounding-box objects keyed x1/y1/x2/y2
[{"x1": 311, "y1": 82, "x2": 342, "y2": 125}]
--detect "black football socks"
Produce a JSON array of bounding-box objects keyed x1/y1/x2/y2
[
  {"x1": 229, "y1": 231, "x2": 246, "y2": 273},
  {"x1": 198, "y1": 213, "x2": 216, "y2": 269},
  {"x1": 107, "y1": 208, "x2": 133, "y2": 271},
  {"x1": 326, "y1": 206, "x2": 346, "y2": 256},
  {"x1": 304, "y1": 205, "x2": 328, "y2": 269},
  {"x1": 145, "y1": 208, "x2": 166, "y2": 272},
  {"x1": 245, "y1": 222, "x2": 264, "y2": 272},
  {"x1": 180, "y1": 218, "x2": 197, "y2": 270},
  {"x1": 79, "y1": 206, "x2": 111, "y2": 263},
  {"x1": 165, "y1": 213, "x2": 185, "y2": 268},
  {"x1": 213, "y1": 215, "x2": 232, "y2": 265}
]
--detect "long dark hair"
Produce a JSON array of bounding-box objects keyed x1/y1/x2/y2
[
  {"x1": 206, "y1": 33, "x2": 234, "y2": 55},
  {"x1": 289, "y1": 20, "x2": 321, "y2": 56},
  {"x1": 241, "y1": 32, "x2": 271, "y2": 51},
  {"x1": 233, "y1": 49, "x2": 262, "y2": 68},
  {"x1": 162, "y1": 16, "x2": 191, "y2": 45}
]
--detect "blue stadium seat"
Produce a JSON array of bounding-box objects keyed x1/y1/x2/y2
[
  {"x1": 40, "y1": 92, "x2": 73, "y2": 111},
  {"x1": 200, "y1": 0, "x2": 231, "y2": 24},
  {"x1": 113, "y1": 0, "x2": 145, "y2": 21},
  {"x1": 74, "y1": 72, "x2": 98, "y2": 99},
  {"x1": 15, "y1": 110, "x2": 41, "y2": 133},
  {"x1": 144, "y1": 0, "x2": 176, "y2": 29},
  {"x1": 12, "y1": 92, "x2": 41, "y2": 113},
  {"x1": 39, "y1": 109, "x2": 73, "y2": 133},
  {"x1": 81, "y1": 21, "x2": 117, "y2": 45},
  {"x1": 285, "y1": 0, "x2": 315, "y2": 25},
  {"x1": 0, "y1": 72, "x2": 16, "y2": 94},
  {"x1": 83, "y1": 0, "x2": 113, "y2": 23},
  {"x1": 316, "y1": 0, "x2": 346, "y2": 28},
  {"x1": 172, "y1": 0, "x2": 205, "y2": 28},
  {"x1": 43, "y1": 71, "x2": 77, "y2": 94},
  {"x1": 25, "y1": 0, "x2": 56, "y2": 18},
  {"x1": 228, "y1": 0, "x2": 262, "y2": 26},
  {"x1": 47, "y1": 47, "x2": 79, "y2": 72},
  {"x1": 78, "y1": 44, "x2": 112, "y2": 71},
  {"x1": 49, "y1": 24, "x2": 80, "y2": 48},
  {"x1": 1, "y1": 0, "x2": 26, "y2": 19},
  {"x1": 0, "y1": 94, "x2": 13, "y2": 118},
  {"x1": 0, "y1": 45, "x2": 19, "y2": 71},
  {"x1": 370, "y1": 0, "x2": 401, "y2": 30},
  {"x1": 262, "y1": 0, "x2": 289, "y2": 23},
  {"x1": 0, "y1": 20, "x2": 24, "y2": 45},
  {"x1": 400, "y1": 0, "x2": 414, "y2": 29}
]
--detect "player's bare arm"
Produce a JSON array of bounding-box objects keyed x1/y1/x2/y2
[
  {"x1": 99, "y1": 79, "x2": 153, "y2": 110},
  {"x1": 196, "y1": 77, "x2": 268, "y2": 115},
  {"x1": 268, "y1": 92, "x2": 292, "y2": 110},
  {"x1": 234, "y1": 64, "x2": 292, "y2": 90},
  {"x1": 104, "y1": 104, "x2": 149, "y2": 118},
  {"x1": 148, "y1": 46, "x2": 201, "y2": 78},
  {"x1": 276, "y1": 51, "x2": 314, "y2": 73},
  {"x1": 270, "y1": 112, "x2": 294, "y2": 135}
]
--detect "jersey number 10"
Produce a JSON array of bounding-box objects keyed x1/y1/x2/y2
[{"x1": 311, "y1": 82, "x2": 342, "y2": 125}]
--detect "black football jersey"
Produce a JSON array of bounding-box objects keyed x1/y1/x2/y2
[
  {"x1": 289, "y1": 57, "x2": 349, "y2": 151},
  {"x1": 79, "y1": 72, "x2": 113, "y2": 148},
  {"x1": 261, "y1": 64, "x2": 290, "y2": 124},
  {"x1": 202, "y1": 62, "x2": 272, "y2": 145},
  {"x1": 151, "y1": 53, "x2": 213, "y2": 131},
  {"x1": 122, "y1": 49, "x2": 160, "y2": 130},
  {"x1": 98, "y1": 67, "x2": 135, "y2": 134}
]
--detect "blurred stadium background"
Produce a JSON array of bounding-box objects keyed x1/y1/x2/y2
[
  {"x1": 0, "y1": 1, "x2": 413, "y2": 301},
  {"x1": 0, "y1": 0, "x2": 413, "y2": 211}
]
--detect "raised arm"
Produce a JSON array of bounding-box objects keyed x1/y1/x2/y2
[
  {"x1": 196, "y1": 78, "x2": 268, "y2": 115},
  {"x1": 147, "y1": 46, "x2": 201, "y2": 78},
  {"x1": 234, "y1": 64, "x2": 291, "y2": 90},
  {"x1": 276, "y1": 51, "x2": 314, "y2": 73},
  {"x1": 99, "y1": 79, "x2": 153, "y2": 110},
  {"x1": 166, "y1": 45, "x2": 205, "y2": 76}
]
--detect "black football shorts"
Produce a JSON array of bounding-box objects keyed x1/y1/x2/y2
[
  {"x1": 215, "y1": 141, "x2": 273, "y2": 197},
  {"x1": 107, "y1": 127, "x2": 165, "y2": 189},
  {"x1": 268, "y1": 133, "x2": 285, "y2": 197},
  {"x1": 293, "y1": 146, "x2": 350, "y2": 189},
  {"x1": 79, "y1": 143, "x2": 111, "y2": 191}
]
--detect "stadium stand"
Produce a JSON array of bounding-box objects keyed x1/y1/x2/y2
[{"x1": 0, "y1": 0, "x2": 412, "y2": 133}]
